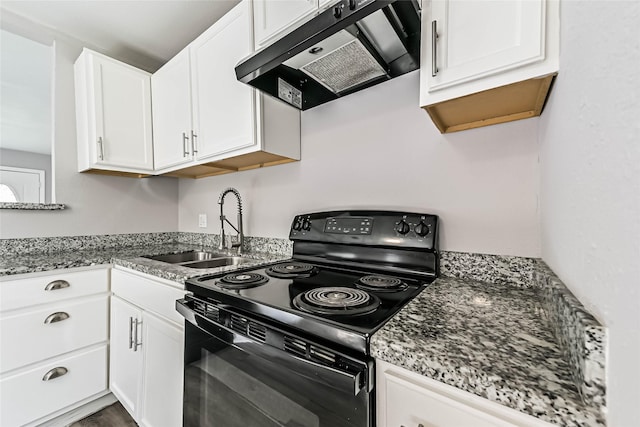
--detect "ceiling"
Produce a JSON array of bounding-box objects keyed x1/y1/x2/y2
[{"x1": 0, "y1": 0, "x2": 241, "y2": 71}]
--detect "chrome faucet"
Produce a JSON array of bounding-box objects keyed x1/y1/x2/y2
[{"x1": 218, "y1": 187, "x2": 244, "y2": 254}]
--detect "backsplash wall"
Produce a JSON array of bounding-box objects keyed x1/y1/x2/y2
[{"x1": 179, "y1": 71, "x2": 541, "y2": 257}]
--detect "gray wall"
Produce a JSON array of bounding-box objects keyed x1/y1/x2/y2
[
  {"x1": 0, "y1": 15, "x2": 179, "y2": 239},
  {"x1": 539, "y1": 1, "x2": 640, "y2": 425},
  {"x1": 0, "y1": 148, "x2": 52, "y2": 203},
  {"x1": 179, "y1": 71, "x2": 541, "y2": 257}
]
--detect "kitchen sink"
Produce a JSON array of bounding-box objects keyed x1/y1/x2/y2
[
  {"x1": 143, "y1": 251, "x2": 222, "y2": 264},
  {"x1": 183, "y1": 257, "x2": 254, "y2": 269},
  {"x1": 142, "y1": 251, "x2": 255, "y2": 269}
]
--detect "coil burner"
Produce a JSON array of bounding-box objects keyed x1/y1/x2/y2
[
  {"x1": 265, "y1": 262, "x2": 319, "y2": 279},
  {"x1": 293, "y1": 287, "x2": 380, "y2": 316},
  {"x1": 217, "y1": 272, "x2": 268, "y2": 290},
  {"x1": 356, "y1": 275, "x2": 408, "y2": 292}
]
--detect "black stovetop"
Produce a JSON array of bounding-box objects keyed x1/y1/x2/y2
[
  {"x1": 185, "y1": 259, "x2": 435, "y2": 354},
  {"x1": 186, "y1": 210, "x2": 439, "y2": 354}
]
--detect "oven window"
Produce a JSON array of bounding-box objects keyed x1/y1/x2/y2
[{"x1": 184, "y1": 322, "x2": 369, "y2": 427}]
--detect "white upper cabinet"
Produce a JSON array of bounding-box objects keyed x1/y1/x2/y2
[
  {"x1": 253, "y1": 0, "x2": 318, "y2": 48},
  {"x1": 75, "y1": 49, "x2": 154, "y2": 174},
  {"x1": 151, "y1": 0, "x2": 301, "y2": 179},
  {"x1": 428, "y1": 0, "x2": 546, "y2": 91},
  {"x1": 420, "y1": 0, "x2": 559, "y2": 133},
  {"x1": 191, "y1": 1, "x2": 255, "y2": 159},
  {"x1": 151, "y1": 49, "x2": 193, "y2": 170}
]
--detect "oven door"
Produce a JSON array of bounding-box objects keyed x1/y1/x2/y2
[{"x1": 177, "y1": 299, "x2": 372, "y2": 427}]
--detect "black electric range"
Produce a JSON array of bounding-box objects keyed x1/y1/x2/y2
[{"x1": 178, "y1": 210, "x2": 439, "y2": 427}]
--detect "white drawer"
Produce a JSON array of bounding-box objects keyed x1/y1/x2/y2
[
  {"x1": 112, "y1": 268, "x2": 186, "y2": 325},
  {"x1": 0, "y1": 345, "x2": 108, "y2": 427},
  {"x1": 0, "y1": 268, "x2": 109, "y2": 312},
  {"x1": 1, "y1": 295, "x2": 109, "y2": 373}
]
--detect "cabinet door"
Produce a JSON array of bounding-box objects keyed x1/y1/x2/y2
[
  {"x1": 139, "y1": 312, "x2": 184, "y2": 427},
  {"x1": 92, "y1": 55, "x2": 154, "y2": 170},
  {"x1": 428, "y1": 0, "x2": 546, "y2": 92},
  {"x1": 151, "y1": 49, "x2": 194, "y2": 170},
  {"x1": 109, "y1": 296, "x2": 143, "y2": 419},
  {"x1": 253, "y1": 0, "x2": 318, "y2": 48},
  {"x1": 191, "y1": 0, "x2": 256, "y2": 160}
]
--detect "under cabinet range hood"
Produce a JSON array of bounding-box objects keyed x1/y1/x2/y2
[{"x1": 235, "y1": 0, "x2": 421, "y2": 110}]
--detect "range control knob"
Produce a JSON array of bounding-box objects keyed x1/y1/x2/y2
[
  {"x1": 292, "y1": 218, "x2": 303, "y2": 231},
  {"x1": 349, "y1": 0, "x2": 357, "y2": 10},
  {"x1": 302, "y1": 218, "x2": 312, "y2": 231},
  {"x1": 334, "y1": 5, "x2": 342, "y2": 18},
  {"x1": 395, "y1": 220, "x2": 410, "y2": 235},
  {"x1": 414, "y1": 221, "x2": 430, "y2": 237}
]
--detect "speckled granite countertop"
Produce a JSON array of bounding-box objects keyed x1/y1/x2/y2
[
  {"x1": 0, "y1": 242, "x2": 288, "y2": 283},
  {"x1": 1, "y1": 234, "x2": 605, "y2": 426},
  {"x1": 371, "y1": 276, "x2": 603, "y2": 426}
]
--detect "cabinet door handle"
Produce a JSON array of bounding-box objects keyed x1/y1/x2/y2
[
  {"x1": 97, "y1": 136, "x2": 105, "y2": 160},
  {"x1": 133, "y1": 318, "x2": 142, "y2": 352},
  {"x1": 182, "y1": 132, "x2": 190, "y2": 157},
  {"x1": 129, "y1": 316, "x2": 134, "y2": 349},
  {"x1": 44, "y1": 312, "x2": 70, "y2": 324},
  {"x1": 42, "y1": 366, "x2": 68, "y2": 381},
  {"x1": 431, "y1": 20, "x2": 439, "y2": 77},
  {"x1": 44, "y1": 280, "x2": 70, "y2": 291},
  {"x1": 191, "y1": 130, "x2": 198, "y2": 155}
]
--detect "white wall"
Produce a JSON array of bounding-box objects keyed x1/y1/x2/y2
[
  {"x1": 0, "y1": 14, "x2": 179, "y2": 239},
  {"x1": 539, "y1": 1, "x2": 640, "y2": 426},
  {"x1": 179, "y1": 71, "x2": 541, "y2": 256}
]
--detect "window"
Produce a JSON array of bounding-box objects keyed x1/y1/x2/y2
[{"x1": 0, "y1": 183, "x2": 18, "y2": 202}]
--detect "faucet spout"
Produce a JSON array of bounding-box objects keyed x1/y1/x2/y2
[{"x1": 218, "y1": 188, "x2": 244, "y2": 254}]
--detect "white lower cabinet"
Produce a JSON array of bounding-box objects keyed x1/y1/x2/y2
[
  {"x1": 110, "y1": 267, "x2": 186, "y2": 427},
  {"x1": 1, "y1": 345, "x2": 108, "y2": 427},
  {"x1": 376, "y1": 360, "x2": 553, "y2": 427},
  {"x1": 109, "y1": 296, "x2": 144, "y2": 417},
  {"x1": 139, "y1": 313, "x2": 184, "y2": 427},
  {"x1": 0, "y1": 267, "x2": 110, "y2": 427}
]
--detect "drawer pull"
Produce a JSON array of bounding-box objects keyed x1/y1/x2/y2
[
  {"x1": 44, "y1": 312, "x2": 70, "y2": 324},
  {"x1": 44, "y1": 280, "x2": 70, "y2": 291},
  {"x1": 42, "y1": 366, "x2": 68, "y2": 381}
]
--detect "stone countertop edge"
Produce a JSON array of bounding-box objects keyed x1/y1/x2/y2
[{"x1": 372, "y1": 253, "x2": 607, "y2": 427}]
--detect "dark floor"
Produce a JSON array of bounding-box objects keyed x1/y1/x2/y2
[{"x1": 70, "y1": 402, "x2": 137, "y2": 427}]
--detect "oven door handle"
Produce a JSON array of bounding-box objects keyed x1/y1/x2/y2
[{"x1": 176, "y1": 298, "x2": 370, "y2": 396}]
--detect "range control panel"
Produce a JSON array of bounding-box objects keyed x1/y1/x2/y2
[
  {"x1": 289, "y1": 210, "x2": 439, "y2": 251},
  {"x1": 324, "y1": 217, "x2": 373, "y2": 235}
]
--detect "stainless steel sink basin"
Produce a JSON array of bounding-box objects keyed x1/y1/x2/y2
[
  {"x1": 184, "y1": 257, "x2": 254, "y2": 269},
  {"x1": 143, "y1": 251, "x2": 222, "y2": 264},
  {"x1": 142, "y1": 251, "x2": 255, "y2": 269}
]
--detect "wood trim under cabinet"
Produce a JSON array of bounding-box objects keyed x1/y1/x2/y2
[
  {"x1": 424, "y1": 74, "x2": 556, "y2": 133},
  {"x1": 81, "y1": 169, "x2": 151, "y2": 178},
  {"x1": 162, "y1": 150, "x2": 298, "y2": 179}
]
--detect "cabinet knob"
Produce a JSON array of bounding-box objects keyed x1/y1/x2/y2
[
  {"x1": 44, "y1": 280, "x2": 70, "y2": 291},
  {"x1": 44, "y1": 312, "x2": 70, "y2": 324},
  {"x1": 42, "y1": 366, "x2": 68, "y2": 381}
]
